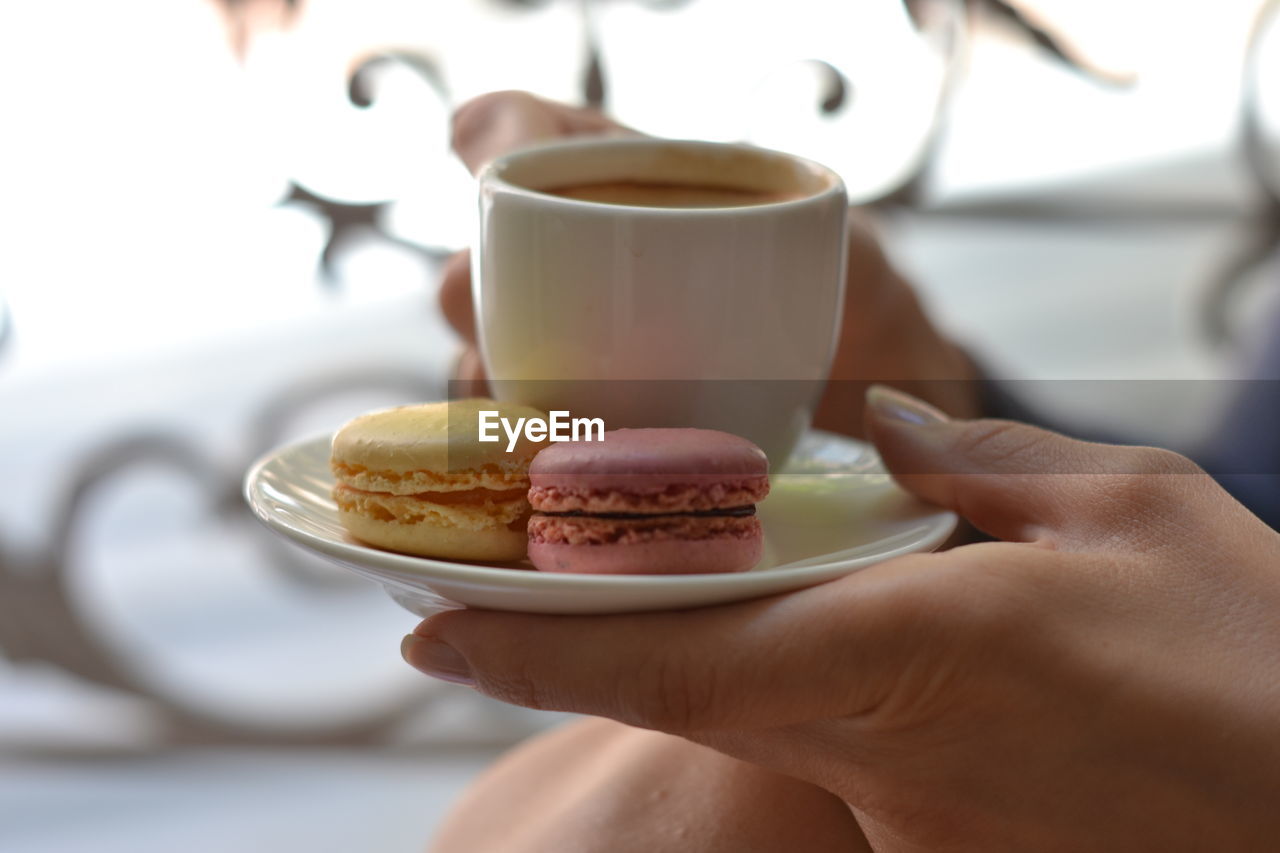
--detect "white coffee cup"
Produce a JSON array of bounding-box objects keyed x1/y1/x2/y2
[{"x1": 474, "y1": 137, "x2": 848, "y2": 464}]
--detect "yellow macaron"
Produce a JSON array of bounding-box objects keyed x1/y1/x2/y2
[{"x1": 330, "y1": 399, "x2": 547, "y2": 561}]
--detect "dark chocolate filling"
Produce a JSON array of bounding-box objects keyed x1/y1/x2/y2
[{"x1": 536, "y1": 505, "x2": 756, "y2": 520}]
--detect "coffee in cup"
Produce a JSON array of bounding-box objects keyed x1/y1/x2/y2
[{"x1": 544, "y1": 180, "x2": 808, "y2": 208}]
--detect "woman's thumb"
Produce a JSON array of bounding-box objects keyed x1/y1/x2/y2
[{"x1": 864, "y1": 385, "x2": 1196, "y2": 544}]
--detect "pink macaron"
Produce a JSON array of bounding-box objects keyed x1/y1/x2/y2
[{"x1": 526, "y1": 428, "x2": 770, "y2": 575}]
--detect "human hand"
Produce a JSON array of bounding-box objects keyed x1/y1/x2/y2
[
  {"x1": 405, "y1": 386, "x2": 1280, "y2": 850},
  {"x1": 437, "y1": 92, "x2": 979, "y2": 431}
]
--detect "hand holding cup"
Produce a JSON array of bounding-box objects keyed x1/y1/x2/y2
[{"x1": 438, "y1": 91, "x2": 981, "y2": 436}]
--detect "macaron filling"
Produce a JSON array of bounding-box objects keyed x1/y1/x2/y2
[
  {"x1": 536, "y1": 505, "x2": 756, "y2": 520},
  {"x1": 333, "y1": 483, "x2": 530, "y2": 531},
  {"x1": 528, "y1": 511, "x2": 761, "y2": 547},
  {"x1": 528, "y1": 481, "x2": 767, "y2": 514}
]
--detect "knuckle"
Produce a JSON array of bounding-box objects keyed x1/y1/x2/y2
[
  {"x1": 480, "y1": 659, "x2": 552, "y2": 711},
  {"x1": 438, "y1": 254, "x2": 474, "y2": 333},
  {"x1": 1115, "y1": 446, "x2": 1202, "y2": 478},
  {"x1": 950, "y1": 420, "x2": 1046, "y2": 470},
  {"x1": 1075, "y1": 447, "x2": 1208, "y2": 537},
  {"x1": 440, "y1": 249, "x2": 470, "y2": 281},
  {"x1": 904, "y1": 547, "x2": 1035, "y2": 643},
  {"x1": 451, "y1": 90, "x2": 537, "y2": 141},
  {"x1": 627, "y1": 649, "x2": 718, "y2": 733},
  {"x1": 1102, "y1": 447, "x2": 1204, "y2": 501}
]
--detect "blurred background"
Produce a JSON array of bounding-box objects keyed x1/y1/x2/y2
[{"x1": 1, "y1": 0, "x2": 1277, "y2": 850}]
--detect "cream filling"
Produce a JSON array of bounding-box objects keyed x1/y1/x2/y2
[{"x1": 333, "y1": 484, "x2": 529, "y2": 531}]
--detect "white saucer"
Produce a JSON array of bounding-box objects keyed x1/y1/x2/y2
[{"x1": 244, "y1": 431, "x2": 956, "y2": 616}]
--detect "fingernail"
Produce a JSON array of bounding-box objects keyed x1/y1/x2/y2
[
  {"x1": 401, "y1": 635, "x2": 474, "y2": 686},
  {"x1": 866, "y1": 385, "x2": 949, "y2": 426}
]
